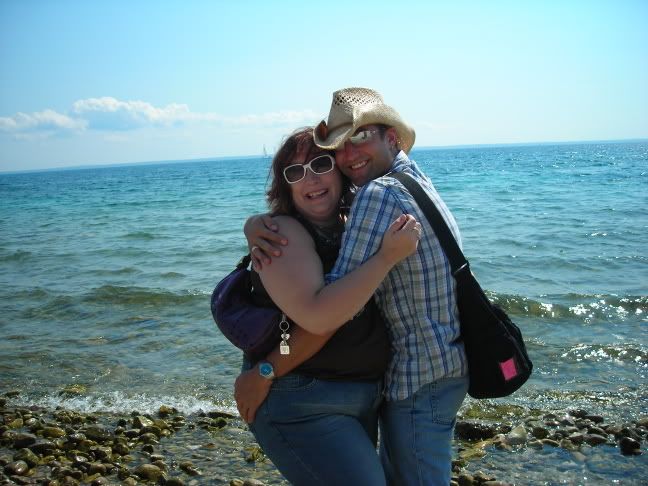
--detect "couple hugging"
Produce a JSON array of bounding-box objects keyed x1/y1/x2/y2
[{"x1": 233, "y1": 87, "x2": 467, "y2": 486}]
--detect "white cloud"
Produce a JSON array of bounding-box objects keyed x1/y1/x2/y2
[
  {"x1": 0, "y1": 97, "x2": 318, "y2": 137},
  {"x1": 0, "y1": 109, "x2": 86, "y2": 133}
]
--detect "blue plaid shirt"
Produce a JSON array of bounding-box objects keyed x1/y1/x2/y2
[{"x1": 327, "y1": 151, "x2": 468, "y2": 401}]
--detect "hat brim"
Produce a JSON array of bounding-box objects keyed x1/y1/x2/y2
[{"x1": 314, "y1": 105, "x2": 415, "y2": 154}]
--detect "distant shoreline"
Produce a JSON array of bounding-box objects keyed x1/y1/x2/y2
[{"x1": 1, "y1": 138, "x2": 646, "y2": 176}]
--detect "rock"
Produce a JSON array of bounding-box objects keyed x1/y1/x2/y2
[
  {"x1": 133, "y1": 463, "x2": 163, "y2": 482},
  {"x1": 13, "y1": 448, "x2": 40, "y2": 467},
  {"x1": 531, "y1": 426, "x2": 548, "y2": 439},
  {"x1": 242, "y1": 480, "x2": 266, "y2": 486},
  {"x1": 230, "y1": 481, "x2": 244, "y2": 486},
  {"x1": 506, "y1": 425, "x2": 528, "y2": 446},
  {"x1": 619, "y1": 437, "x2": 642, "y2": 456},
  {"x1": 585, "y1": 414, "x2": 604, "y2": 424},
  {"x1": 542, "y1": 438, "x2": 560, "y2": 447},
  {"x1": 568, "y1": 409, "x2": 588, "y2": 418},
  {"x1": 165, "y1": 479, "x2": 185, "y2": 486},
  {"x1": 179, "y1": 461, "x2": 201, "y2": 476},
  {"x1": 133, "y1": 416, "x2": 154, "y2": 429},
  {"x1": 151, "y1": 460, "x2": 167, "y2": 471},
  {"x1": 122, "y1": 478, "x2": 138, "y2": 486},
  {"x1": 42, "y1": 426, "x2": 66, "y2": 438},
  {"x1": 588, "y1": 426, "x2": 607, "y2": 436},
  {"x1": 457, "y1": 473, "x2": 475, "y2": 486},
  {"x1": 90, "y1": 477, "x2": 108, "y2": 486},
  {"x1": 637, "y1": 417, "x2": 648, "y2": 428},
  {"x1": 89, "y1": 446, "x2": 112, "y2": 461},
  {"x1": 568, "y1": 433, "x2": 585, "y2": 445},
  {"x1": 4, "y1": 391, "x2": 20, "y2": 398},
  {"x1": 7, "y1": 418, "x2": 24, "y2": 429},
  {"x1": 87, "y1": 463, "x2": 107, "y2": 475},
  {"x1": 4, "y1": 460, "x2": 29, "y2": 476},
  {"x1": 29, "y1": 440, "x2": 57, "y2": 456},
  {"x1": 571, "y1": 451, "x2": 587, "y2": 462},
  {"x1": 528, "y1": 439, "x2": 543, "y2": 449},
  {"x1": 13, "y1": 433, "x2": 37, "y2": 449},
  {"x1": 560, "y1": 438, "x2": 579, "y2": 451},
  {"x1": 82, "y1": 426, "x2": 111, "y2": 443},
  {"x1": 139, "y1": 433, "x2": 158, "y2": 445},
  {"x1": 455, "y1": 421, "x2": 497, "y2": 441},
  {"x1": 158, "y1": 405, "x2": 177, "y2": 418},
  {"x1": 584, "y1": 434, "x2": 608, "y2": 446},
  {"x1": 207, "y1": 411, "x2": 236, "y2": 419}
]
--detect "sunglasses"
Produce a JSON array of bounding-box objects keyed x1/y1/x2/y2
[
  {"x1": 283, "y1": 154, "x2": 336, "y2": 184},
  {"x1": 348, "y1": 129, "x2": 380, "y2": 145}
]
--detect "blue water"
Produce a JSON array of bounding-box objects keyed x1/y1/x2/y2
[{"x1": 1, "y1": 141, "x2": 646, "y2": 422}]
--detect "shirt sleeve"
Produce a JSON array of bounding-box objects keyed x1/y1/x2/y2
[{"x1": 326, "y1": 180, "x2": 404, "y2": 283}]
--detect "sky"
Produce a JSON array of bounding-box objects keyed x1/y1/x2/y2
[{"x1": 1, "y1": 0, "x2": 647, "y2": 172}]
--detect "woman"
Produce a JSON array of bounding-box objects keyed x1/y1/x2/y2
[{"x1": 236, "y1": 127, "x2": 420, "y2": 485}]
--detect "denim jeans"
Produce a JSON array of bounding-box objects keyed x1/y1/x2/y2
[
  {"x1": 379, "y1": 376, "x2": 469, "y2": 486},
  {"x1": 250, "y1": 373, "x2": 386, "y2": 486}
]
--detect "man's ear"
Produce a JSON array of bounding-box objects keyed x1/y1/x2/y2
[{"x1": 385, "y1": 127, "x2": 398, "y2": 150}]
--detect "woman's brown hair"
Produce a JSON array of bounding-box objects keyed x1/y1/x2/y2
[{"x1": 266, "y1": 127, "x2": 351, "y2": 216}]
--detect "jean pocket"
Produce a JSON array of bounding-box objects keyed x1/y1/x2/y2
[
  {"x1": 427, "y1": 377, "x2": 468, "y2": 425},
  {"x1": 271, "y1": 373, "x2": 317, "y2": 392}
]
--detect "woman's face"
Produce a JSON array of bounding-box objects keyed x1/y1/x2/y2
[{"x1": 287, "y1": 147, "x2": 342, "y2": 225}]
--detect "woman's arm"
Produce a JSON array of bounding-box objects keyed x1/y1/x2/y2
[
  {"x1": 235, "y1": 325, "x2": 334, "y2": 423},
  {"x1": 259, "y1": 214, "x2": 419, "y2": 336}
]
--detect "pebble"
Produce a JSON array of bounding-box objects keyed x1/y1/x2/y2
[
  {"x1": 619, "y1": 437, "x2": 642, "y2": 456},
  {"x1": 133, "y1": 463, "x2": 163, "y2": 481}
]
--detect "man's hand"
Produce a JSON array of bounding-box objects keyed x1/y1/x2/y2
[
  {"x1": 243, "y1": 214, "x2": 288, "y2": 270},
  {"x1": 234, "y1": 366, "x2": 273, "y2": 423}
]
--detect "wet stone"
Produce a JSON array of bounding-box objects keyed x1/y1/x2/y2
[
  {"x1": 82, "y1": 426, "x2": 111, "y2": 443},
  {"x1": 4, "y1": 460, "x2": 29, "y2": 476},
  {"x1": 133, "y1": 416, "x2": 154, "y2": 429},
  {"x1": 619, "y1": 437, "x2": 642, "y2": 456},
  {"x1": 13, "y1": 433, "x2": 37, "y2": 449},
  {"x1": 588, "y1": 426, "x2": 607, "y2": 436},
  {"x1": 455, "y1": 421, "x2": 497, "y2": 441},
  {"x1": 585, "y1": 414, "x2": 605, "y2": 424},
  {"x1": 531, "y1": 426, "x2": 548, "y2": 439},
  {"x1": 585, "y1": 434, "x2": 609, "y2": 446},
  {"x1": 506, "y1": 425, "x2": 528, "y2": 446},
  {"x1": 133, "y1": 463, "x2": 163, "y2": 482},
  {"x1": 165, "y1": 478, "x2": 185, "y2": 486},
  {"x1": 13, "y1": 448, "x2": 40, "y2": 467}
]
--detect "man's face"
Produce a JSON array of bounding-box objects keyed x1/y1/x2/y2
[{"x1": 334, "y1": 125, "x2": 397, "y2": 186}]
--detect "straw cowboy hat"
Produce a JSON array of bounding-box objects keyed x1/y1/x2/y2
[{"x1": 314, "y1": 87, "x2": 416, "y2": 153}]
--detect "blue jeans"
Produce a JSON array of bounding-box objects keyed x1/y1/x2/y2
[
  {"x1": 379, "y1": 376, "x2": 469, "y2": 486},
  {"x1": 250, "y1": 373, "x2": 386, "y2": 486}
]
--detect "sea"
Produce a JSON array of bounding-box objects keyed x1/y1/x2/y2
[{"x1": 1, "y1": 140, "x2": 646, "y2": 484}]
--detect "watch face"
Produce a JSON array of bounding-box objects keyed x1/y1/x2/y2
[{"x1": 259, "y1": 362, "x2": 273, "y2": 377}]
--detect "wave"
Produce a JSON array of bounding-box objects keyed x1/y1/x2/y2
[
  {"x1": 9, "y1": 390, "x2": 236, "y2": 416},
  {"x1": 560, "y1": 343, "x2": 648, "y2": 365},
  {"x1": 0, "y1": 249, "x2": 32, "y2": 262},
  {"x1": 487, "y1": 292, "x2": 647, "y2": 321},
  {"x1": 82, "y1": 285, "x2": 209, "y2": 306},
  {"x1": 121, "y1": 231, "x2": 158, "y2": 240}
]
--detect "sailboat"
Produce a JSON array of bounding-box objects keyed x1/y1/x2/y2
[{"x1": 263, "y1": 145, "x2": 270, "y2": 160}]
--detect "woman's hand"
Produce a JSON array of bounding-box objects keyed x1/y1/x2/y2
[
  {"x1": 378, "y1": 214, "x2": 422, "y2": 267},
  {"x1": 234, "y1": 366, "x2": 273, "y2": 423},
  {"x1": 243, "y1": 214, "x2": 288, "y2": 270}
]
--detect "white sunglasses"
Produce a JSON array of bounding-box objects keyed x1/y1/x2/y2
[{"x1": 283, "y1": 154, "x2": 336, "y2": 184}]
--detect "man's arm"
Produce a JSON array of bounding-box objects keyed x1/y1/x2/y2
[{"x1": 328, "y1": 181, "x2": 406, "y2": 284}]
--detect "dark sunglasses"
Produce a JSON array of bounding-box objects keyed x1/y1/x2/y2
[{"x1": 283, "y1": 154, "x2": 336, "y2": 184}]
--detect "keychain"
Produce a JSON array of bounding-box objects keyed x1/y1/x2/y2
[{"x1": 279, "y1": 314, "x2": 290, "y2": 355}]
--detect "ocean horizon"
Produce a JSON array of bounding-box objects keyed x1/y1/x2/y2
[{"x1": 2, "y1": 137, "x2": 647, "y2": 175}]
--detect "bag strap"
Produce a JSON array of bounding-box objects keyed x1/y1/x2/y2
[
  {"x1": 236, "y1": 254, "x2": 252, "y2": 270},
  {"x1": 389, "y1": 171, "x2": 469, "y2": 276}
]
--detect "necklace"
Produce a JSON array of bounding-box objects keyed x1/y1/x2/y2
[{"x1": 311, "y1": 217, "x2": 344, "y2": 247}]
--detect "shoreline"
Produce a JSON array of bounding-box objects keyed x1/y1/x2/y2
[{"x1": 1, "y1": 393, "x2": 645, "y2": 485}]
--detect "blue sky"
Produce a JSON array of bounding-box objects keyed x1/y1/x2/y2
[{"x1": 1, "y1": 0, "x2": 647, "y2": 172}]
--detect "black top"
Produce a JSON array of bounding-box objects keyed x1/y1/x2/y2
[{"x1": 250, "y1": 216, "x2": 390, "y2": 381}]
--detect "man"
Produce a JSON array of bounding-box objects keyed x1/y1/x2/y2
[{"x1": 241, "y1": 88, "x2": 468, "y2": 485}]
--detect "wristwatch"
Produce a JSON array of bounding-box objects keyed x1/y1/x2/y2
[{"x1": 258, "y1": 361, "x2": 275, "y2": 380}]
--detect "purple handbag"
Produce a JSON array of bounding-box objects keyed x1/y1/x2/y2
[{"x1": 210, "y1": 254, "x2": 284, "y2": 360}]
